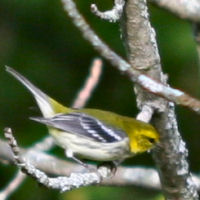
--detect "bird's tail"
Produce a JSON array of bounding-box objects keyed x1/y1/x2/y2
[{"x1": 6, "y1": 66, "x2": 69, "y2": 117}]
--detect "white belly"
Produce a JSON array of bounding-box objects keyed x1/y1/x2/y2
[{"x1": 50, "y1": 129, "x2": 131, "y2": 161}]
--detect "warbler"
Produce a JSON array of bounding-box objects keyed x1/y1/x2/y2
[{"x1": 6, "y1": 66, "x2": 159, "y2": 165}]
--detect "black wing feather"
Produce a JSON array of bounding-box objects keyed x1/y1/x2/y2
[{"x1": 31, "y1": 112, "x2": 127, "y2": 143}]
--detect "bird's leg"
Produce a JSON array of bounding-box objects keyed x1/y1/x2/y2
[
  {"x1": 97, "y1": 161, "x2": 118, "y2": 176},
  {"x1": 65, "y1": 149, "x2": 88, "y2": 168}
]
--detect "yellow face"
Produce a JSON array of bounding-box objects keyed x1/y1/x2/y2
[{"x1": 129, "y1": 127, "x2": 159, "y2": 154}]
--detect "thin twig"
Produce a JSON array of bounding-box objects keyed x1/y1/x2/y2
[
  {"x1": 1, "y1": 136, "x2": 200, "y2": 191},
  {"x1": 72, "y1": 58, "x2": 103, "y2": 109},
  {"x1": 0, "y1": 171, "x2": 25, "y2": 200}
]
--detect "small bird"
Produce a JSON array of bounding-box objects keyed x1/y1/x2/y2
[{"x1": 6, "y1": 66, "x2": 159, "y2": 165}]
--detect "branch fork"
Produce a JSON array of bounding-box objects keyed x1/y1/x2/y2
[{"x1": 3, "y1": 127, "x2": 114, "y2": 192}]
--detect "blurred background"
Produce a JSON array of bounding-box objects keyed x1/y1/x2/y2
[{"x1": 0, "y1": 0, "x2": 199, "y2": 199}]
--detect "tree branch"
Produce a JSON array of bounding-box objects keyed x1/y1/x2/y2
[
  {"x1": 122, "y1": 0, "x2": 198, "y2": 199},
  {"x1": 62, "y1": 0, "x2": 200, "y2": 116},
  {"x1": 1, "y1": 137, "x2": 200, "y2": 191},
  {"x1": 123, "y1": 0, "x2": 161, "y2": 71},
  {"x1": 150, "y1": 0, "x2": 200, "y2": 22},
  {"x1": 3, "y1": 128, "x2": 116, "y2": 192}
]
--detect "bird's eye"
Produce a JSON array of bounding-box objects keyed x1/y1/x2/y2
[{"x1": 149, "y1": 138, "x2": 155, "y2": 143}]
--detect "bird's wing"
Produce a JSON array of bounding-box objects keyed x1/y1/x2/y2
[{"x1": 30, "y1": 112, "x2": 128, "y2": 143}]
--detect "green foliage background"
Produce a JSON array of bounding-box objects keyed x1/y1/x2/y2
[{"x1": 0, "y1": 0, "x2": 199, "y2": 199}]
